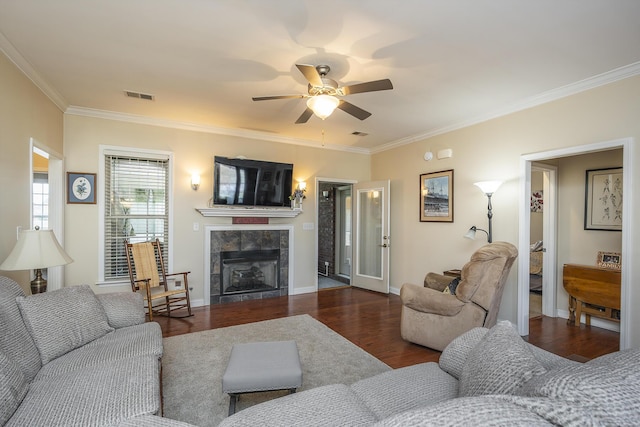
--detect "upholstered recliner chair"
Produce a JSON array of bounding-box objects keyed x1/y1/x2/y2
[{"x1": 400, "y1": 242, "x2": 518, "y2": 351}]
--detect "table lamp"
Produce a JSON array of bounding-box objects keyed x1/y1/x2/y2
[{"x1": 0, "y1": 227, "x2": 73, "y2": 294}]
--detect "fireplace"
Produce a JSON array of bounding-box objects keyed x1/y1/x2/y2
[
  {"x1": 221, "y1": 249, "x2": 280, "y2": 295},
  {"x1": 206, "y1": 226, "x2": 292, "y2": 305}
]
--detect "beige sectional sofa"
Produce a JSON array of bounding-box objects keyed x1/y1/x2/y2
[{"x1": 0, "y1": 276, "x2": 191, "y2": 427}]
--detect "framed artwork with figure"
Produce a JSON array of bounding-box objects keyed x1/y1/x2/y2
[
  {"x1": 420, "y1": 169, "x2": 453, "y2": 222},
  {"x1": 584, "y1": 167, "x2": 622, "y2": 231}
]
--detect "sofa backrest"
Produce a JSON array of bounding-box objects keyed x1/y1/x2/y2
[
  {"x1": 455, "y1": 242, "x2": 518, "y2": 327},
  {"x1": 0, "y1": 276, "x2": 42, "y2": 382}
]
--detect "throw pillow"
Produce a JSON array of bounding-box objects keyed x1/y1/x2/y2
[
  {"x1": 459, "y1": 320, "x2": 546, "y2": 397},
  {"x1": 515, "y1": 349, "x2": 640, "y2": 426},
  {"x1": 96, "y1": 292, "x2": 145, "y2": 329},
  {"x1": 0, "y1": 351, "x2": 28, "y2": 425},
  {"x1": 441, "y1": 278, "x2": 460, "y2": 295},
  {"x1": 17, "y1": 285, "x2": 114, "y2": 364}
]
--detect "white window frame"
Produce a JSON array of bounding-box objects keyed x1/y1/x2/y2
[{"x1": 97, "y1": 145, "x2": 174, "y2": 286}]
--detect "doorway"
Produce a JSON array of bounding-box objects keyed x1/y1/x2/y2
[
  {"x1": 317, "y1": 180, "x2": 354, "y2": 290},
  {"x1": 518, "y1": 138, "x2": 632, "y2": 350},
  {"x1": 30, "y1": 139, "x2": 65, "y2": 291}
]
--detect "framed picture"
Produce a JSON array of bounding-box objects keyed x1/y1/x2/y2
[
  {"x1": 67, "y1": 172, "x2": 96, "y2": 204},
  {"x1": 597, "y1": 251, "x2": 621, "y2": 270},
  {"x1": 584, "y1": 167, "x2": 622, "y2": 231},
  {"x1": 420, "y1": 169, "x2": 453, "y2": 222}
]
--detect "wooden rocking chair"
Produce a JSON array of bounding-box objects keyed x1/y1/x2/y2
[{"x1": 124, "y1": 239, "x2": 192, "y2": 320}]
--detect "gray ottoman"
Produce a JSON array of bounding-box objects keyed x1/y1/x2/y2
[{"x1": 222, "y1": 340, "x2": 303, "y2": 415}]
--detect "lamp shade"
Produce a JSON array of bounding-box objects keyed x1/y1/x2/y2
[
  {"x1": 306, "y1": 95, "x2": 340, "y2": 120},
  {"x1": 474, "y1": 180, "x2": 502, "y2": 195},
  {"x1": 0, "y1": 229, "x2": 73, "y2": 271},
  {"x1": 464, "y1": 226, "x2": 477, "y2": 240}
]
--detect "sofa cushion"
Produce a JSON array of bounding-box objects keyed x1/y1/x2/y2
[
  {"x1": 372, "y1": 395, "x2": 554, "y2": 426},
  {"x1": 0, "y1": 276, "x2": 42, "y2": 381},
  {"x1": 16, "y1": 285, "x2": 114, "y2": 364},
  {"x1": 97, "y1": 292, "x2": 146, "y2": 328},
  {"x1": 0, "y1": 351, "x2": 29, "y2": 425},
  {"x1": 351, "y1": 362, "x2": 458, "y2": 420},
  {"x1": 6, "y1": 355, "x2": 161, "y2": 427},
  {"x1": 438, "y1": 327, "x2": 488, "y2": 380},
  {"x1": 516, "y1": 347, "x2": 640, "y2": 426},
  {"x1": 218, "y1": 384, "x2": 377, "y2": 427},
  {"x1": 459, "y1": 320, "x2": 545, "y2": 397},
  {"x1": 36, "y1": 322, "x2": 163, "y2": 379}
]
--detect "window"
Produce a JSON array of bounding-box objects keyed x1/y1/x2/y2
[
  {"x1": 101, "y1": 147, "x2": 172, "y2": 282},
  {"x1": 33, "y1": 172, "x2": 49, "y2": 229}
]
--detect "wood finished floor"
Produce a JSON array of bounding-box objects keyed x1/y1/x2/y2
[{"x1": 155, "y1": 287, "x2": 620, "y2": 369}]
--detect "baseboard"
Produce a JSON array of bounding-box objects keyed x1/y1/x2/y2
[
  {"x1": 556, "y1": 309, "x2": 620, "y2": 333},
  {"x1": 292, "y1": 285, "x2": 316, "y2": 295},
  {"x1": 390, "y1": 286, "x2": 400, "y2": 295},
  {"x1": 190, "y1": 298, "x2": 206, "y2": 307}
]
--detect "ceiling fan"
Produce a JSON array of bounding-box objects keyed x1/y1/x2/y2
[{"x1": 252, "y1": 64, "x2": 393, "y2": 124}]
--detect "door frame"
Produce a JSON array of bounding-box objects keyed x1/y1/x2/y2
[
  {"x1": 517, "y1": 137, "x2": 633, "y2": 350},
  {"x1": 30, "y1": 138, "x2": 65, "y2": 291},
  {"x1": 531, "y1": 163, "x2": 558, "y2": 317},
  {"x1": 315, "y1": 177, "x2": 357, "y2": 291}
]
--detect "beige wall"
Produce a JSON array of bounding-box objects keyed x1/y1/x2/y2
[
  {"x1": 372, "y1": 75, "x2": 640, "y2": 345},
  {"x1": 554, "y1": 150, "x2": 623, "y2": 315},
  {"x1": 62, "y1": 114, "x2": 371, "y2": 299},
  {"x1": 0, "y1": 53, "x2": 64, "y2": 293}
]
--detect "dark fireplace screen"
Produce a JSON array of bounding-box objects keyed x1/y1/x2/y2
[{"x1": 220, "y1": 249, "x2": 280, "y2": 295}]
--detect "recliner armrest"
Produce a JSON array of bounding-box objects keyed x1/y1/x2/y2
[
  {"x1": 97, "y1": 292, "x2": 146, "y2": 328},
  {"x1": 424, "y1": 273, "x2": 455, "y2": 291},
  {"x1": 400, "y1": 283, "x2": 465, "y2": 316}
]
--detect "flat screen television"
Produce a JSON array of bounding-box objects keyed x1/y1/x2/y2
[{"x1": 213, "y1": 156, "x2": 293, "y2": 207}]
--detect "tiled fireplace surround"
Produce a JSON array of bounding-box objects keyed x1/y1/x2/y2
[{"x1": 205, "y1": 225, "x2": 293, "y2": 305}]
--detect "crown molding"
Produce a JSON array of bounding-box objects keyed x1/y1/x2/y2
[
  {"x1": 0, "y1": 31, "x2": 68, "y2": 112},
  {"x1": 64, "y1": 106, "x2": 371, "y2": 155},
  {"x1": 371, "y1": 61, "x2": 640, "y2": 154}
]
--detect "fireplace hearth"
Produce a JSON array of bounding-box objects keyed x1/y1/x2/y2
[{"x1": 207, "y1": 227, "x2": 291, "y2": 305}]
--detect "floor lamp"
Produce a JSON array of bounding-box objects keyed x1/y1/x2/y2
[{"x1": 464, "y1": 180, "x2": 502, "y2": 243}]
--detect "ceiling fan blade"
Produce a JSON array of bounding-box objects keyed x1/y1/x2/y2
[
  {"x1": 340, "y1": 79, "x2": 393, "y2": 95},
  {"x1": 295, "y1": 108, "x2": 314, "y2": 124},
  {"x1": 337, "y1": 100, "x2": 372, "y2": 120},
  {"x1": 252, "y1": 94, "x2": 305, "y2": 101},
  {"x1": 296, "y1": 64, "x2": 323, "y2": 87}
]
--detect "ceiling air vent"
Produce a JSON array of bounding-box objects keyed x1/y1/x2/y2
[
  {"x1": 351, "y1": 131, "x2": 368, "y2": 137},
  {"x1": 125, "y1": 91, "x2": 154, "y2": 101}
]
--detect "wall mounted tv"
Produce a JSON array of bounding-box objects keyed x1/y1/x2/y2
[{"x1": 213, "y1": 156, "x2": 293, "y2": 207}]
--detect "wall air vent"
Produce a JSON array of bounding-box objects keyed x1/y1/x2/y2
[
  {"x1": 351, "y1": 131, "x2": 368, "y2": 136},
  {"x1": 125, "y1": 91, "x2": 155, "y2": 101}
]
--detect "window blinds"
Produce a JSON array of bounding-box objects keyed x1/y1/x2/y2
[{"x1": 104, "y1": 155, "x2": 169, "y2": 280}]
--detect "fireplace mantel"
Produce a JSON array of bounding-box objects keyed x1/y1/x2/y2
[{"x1": 196, "y1": 207, "x2": 302, "y2": 218}]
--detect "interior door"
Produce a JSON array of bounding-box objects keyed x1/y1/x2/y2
[{"x1": 352, "y1": 180, "x2": 390, "y2": 293}]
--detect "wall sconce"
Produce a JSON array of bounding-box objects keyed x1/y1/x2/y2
[
  {"x1": 464, "y1": 180, "x2": 502, "y2": 243},
  {"x1": 297, "y1": 181, "x2": 306, "y2": 191},
  {"x1": 191, "y1": 173, "x2": 200, "y2": 191},
  {"x1": 322, "y1": 190, "x2": 330, "y2": 200}
]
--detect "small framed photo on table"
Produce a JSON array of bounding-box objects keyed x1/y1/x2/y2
[
  {"x1": 597, "y1": 251, "x2": 621, "y2": 270},
  {"x1": 67, "y1": 172, "x2": 96, "y2": 204}
]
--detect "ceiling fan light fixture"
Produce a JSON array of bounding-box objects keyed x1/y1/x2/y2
[{"x1": 307, "y1": 95, "x2": 340, "y2": 120}]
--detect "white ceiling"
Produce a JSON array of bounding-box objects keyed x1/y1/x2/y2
[{"x1": 1, "y1": 0, "x2": 639, "y2": 153}]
